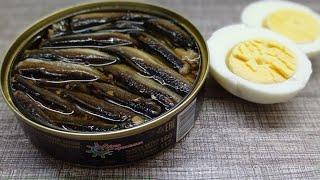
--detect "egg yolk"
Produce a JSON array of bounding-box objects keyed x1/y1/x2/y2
[
  {"x1": 227, "y1": 39, "x2": 297, "y2": 84},
  {"x1": 263, "y1": 9, "x2": 320, "y2": 43}
]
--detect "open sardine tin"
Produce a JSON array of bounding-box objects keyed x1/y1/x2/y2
[{"x1": 0, "y1": 1, "x2": 208, "y2": 166}]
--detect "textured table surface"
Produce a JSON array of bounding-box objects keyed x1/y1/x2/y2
[{"x1": 1, "y1": 0, "x2": 320, "y2": 179}]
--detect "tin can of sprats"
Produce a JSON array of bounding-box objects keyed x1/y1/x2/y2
[{"x1": 0, "y1": 1, "x2": 208, "y2": 166}]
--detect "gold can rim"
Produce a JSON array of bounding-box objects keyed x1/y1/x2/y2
[{"x1": 0, "y1": 1, "x2": 209, "y2": 140}]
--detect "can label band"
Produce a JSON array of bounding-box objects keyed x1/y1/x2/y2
[{"x1": 176, "y1": 98, "x2": 197, "y2": 142}]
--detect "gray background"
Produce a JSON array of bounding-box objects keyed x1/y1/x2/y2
[{"x1": 1, "y1": 0, "x2": 320, "y2": 179}]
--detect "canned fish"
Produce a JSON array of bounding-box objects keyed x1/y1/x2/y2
[{"x1": 0, "y1": 1, "x2": 208, "y2": 166}]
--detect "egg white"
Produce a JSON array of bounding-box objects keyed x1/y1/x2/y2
[
  {"x1": 241, "y1": 0, "x2": 320, "y2": 57},
  {"x1": 207, "y1": 24, "x2": 312, "y2": 104}
]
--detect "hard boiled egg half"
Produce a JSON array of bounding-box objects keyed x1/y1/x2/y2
[
  {"x1": 207, "y1": 24, "x2": 312, "y2": 104},
  {"x1": 241, "y1": 0, "x2": 320, "y2": 57}
]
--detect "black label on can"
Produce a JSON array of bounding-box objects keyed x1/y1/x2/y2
[{"x1": 80, "y1": 118, "x2": 177, "y2": 166}]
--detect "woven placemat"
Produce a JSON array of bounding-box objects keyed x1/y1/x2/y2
[{"x1": 1, "y1": 0, "x2": 320, "y2": 179}]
